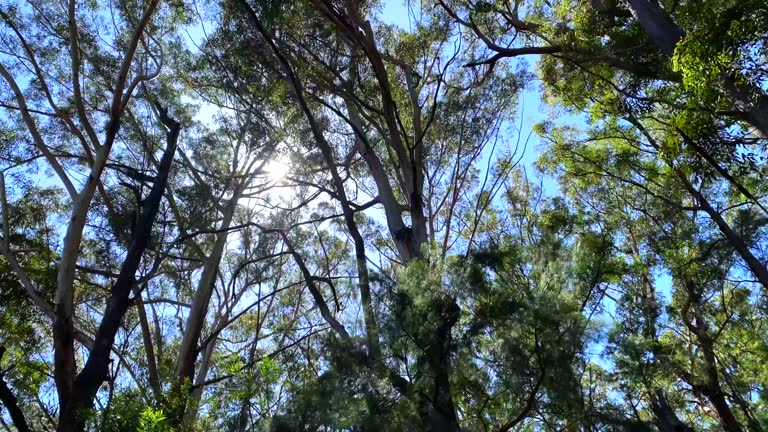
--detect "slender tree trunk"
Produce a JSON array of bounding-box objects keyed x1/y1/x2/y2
[
  {"x1": 135, "y1": 289, "x2": 162, "y2": 402},
  {"x1": 235, "y1": 340, "x2": 260, "y2": 432},
  {"x1": 679, "y1": 131, "x2": 768, "y2": 216},
  {"x1": 57, "y1": 110, "x2": 179, "y2": 431},
  {"x1": 684, "y1": 180, "x2": 768, "y2": 291},
  {"x1": 236, "y1": 398, "x2": 251, "y2": 432},
  {"x1": 680, "y1": 283, "x2": 744, "y2": 432},
  {"x1": 183, "y1": 333, "x2": 216, "y2": 425},
  {"x1": 630, "y1": 116, "x2": 768, "y2": 291},
  {"x1": 171, "y1": 191, "x2": 241, "y2": 425}
]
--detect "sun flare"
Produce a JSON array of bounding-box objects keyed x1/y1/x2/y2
[{"x1": 264, "y1": 157, "x2": 290, "y2": 183}]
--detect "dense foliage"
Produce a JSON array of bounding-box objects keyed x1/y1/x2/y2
[{"x1": 0, "y1": 0, "x2": 767, "y2": 430}]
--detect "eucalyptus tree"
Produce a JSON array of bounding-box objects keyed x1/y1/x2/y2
[
  {"x1": 439, "y1": 0, "x2": 768, "y2": 137},
  {"x1": 537, "y1": 87, "x2": 768, "y2": 430},
  {"x1": 0, "y1": 0, "x2": 192, "y2": 428},
  {"x1": 164, "y1": 105, "x2": 279, "y2": 422},
  {"x1": 194, "y1": 0, "x2": 530, "y2": 429},
  {"x1": 1, "y1": 0, "x2": 767, "y2": 430}
]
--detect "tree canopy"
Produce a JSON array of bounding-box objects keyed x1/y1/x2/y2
[{"x1": 0, "y1": 0, "x2": 767, "y2": 430}]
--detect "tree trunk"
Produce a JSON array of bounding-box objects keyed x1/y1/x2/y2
[
  {"x1": 624, "y1": 0, "x2": 684, "y2": 56},
  {"x1": 720, "y1": 76, "x2": 768, "y2": 138},
  {"x1": 135, "y1": 290, "x2": 162, "y2": 402},
  {"x1": 183, "y1": 334, "x2": 216, "y2": 426},
  {"x1": 0, "y1": 348, "x2": 32, "y2": 432},
  {"x1": 699, "y1": 338, "x2": 744, "y2": 432},
  {"x1": 684, "y1": 180, "x2": 768, "y2": 291},
  {"x1": 680, "y1": 282, "x2": 744, "y2": 432},
  {"x1": 630, "y1": 116, "x2": 768, "y2": 292},
  {"x1": 624, "y1": 0, "x2": 768, "y2": 137},
  {"x1": 52, "y1": 1, "x2": 161, "y2": 415},
  {"x1": 421, "y1": 297, "x2": 461, "y2": 432},
  {"x1": 171, "y1": 191, "x2": 241, "y2": 425},
  {"x1": 650, "y1": 389, "x2": 694, "y2": 432},
  {"x1": 423, "y1": 368, "x2": 461, "y2": 432},
  {"x1": 57, "y1": 110, "x2": 179, "y2": 431},
  {"x1": 344, "y1": 95, "x2": 417, "y2": 262}
]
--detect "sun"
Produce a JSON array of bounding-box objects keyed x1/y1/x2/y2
[{"x1": 263, "y1": 157, "x2": 290, "y2": 183}]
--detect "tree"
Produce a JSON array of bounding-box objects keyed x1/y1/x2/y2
[
  {"x1": 2, "y1": 0, "x2": 768, "y2": 431},
  {"x1": 0, "y1": 0, "x2": 185, "y2": 428}
]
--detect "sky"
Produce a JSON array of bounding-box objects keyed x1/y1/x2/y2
[
  {"x1": 378, "y1": 0, "x2": 562, "y2": 193},
  {"x1": 174, "y1": 0, "x2": 561, "y2": 197}
]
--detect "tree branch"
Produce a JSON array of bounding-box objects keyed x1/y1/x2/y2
[{"x1": 0, "y1": 347, "x2": 32, "y2": 432}]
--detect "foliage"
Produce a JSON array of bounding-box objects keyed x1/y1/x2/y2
[{"x1": 0, "y1": 0, "x2": 767, "y2": 431}]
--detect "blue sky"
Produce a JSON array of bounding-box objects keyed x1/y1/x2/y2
[{"x1": 377, "y1": 0, "x2": 564, "y2": 196}]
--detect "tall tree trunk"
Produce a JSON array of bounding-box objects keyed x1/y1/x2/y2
[
  {"x1": 183, "y1": 332, "x2": 216, "y2": 425},
  {"x1": 683, "y1": 179, "x2": 768, "y2": 291},
  {"x1": 680, "y1": 283, "x2": 744, "y2": 432},
  {"x1": 679, "y1": 131, "x2": 768, "y2": 216},
  {"x1": 135, "y1": 289, "x2": 162, "y2": 402},
  {"x1": 57, "y1": 109, "x2": 179, "y2": 431},
  {"x1": 344, "y1": 95, "x2": 418, "y2": 262},
  {"x1": 171, "y1": 190, "x2": 242, "y2": 426},
  {"x1": 720, "y1": 77, "x2": 768, "y2": 138},
  {"x1": 624, "y1": 0, "x2": 684, "y2": 55},
  {"x1": 650, "y1": 389, "x2": 694, "y2": 432},
  {"x1": 53, "y1": 2, "x2": 161, "y2": 415},
  {"x1": 422, "y1": 367, "x2": 460, "y2": 432},
  {"x1": 419, "y1": 296, "x2": 461, "y2": 432}
]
